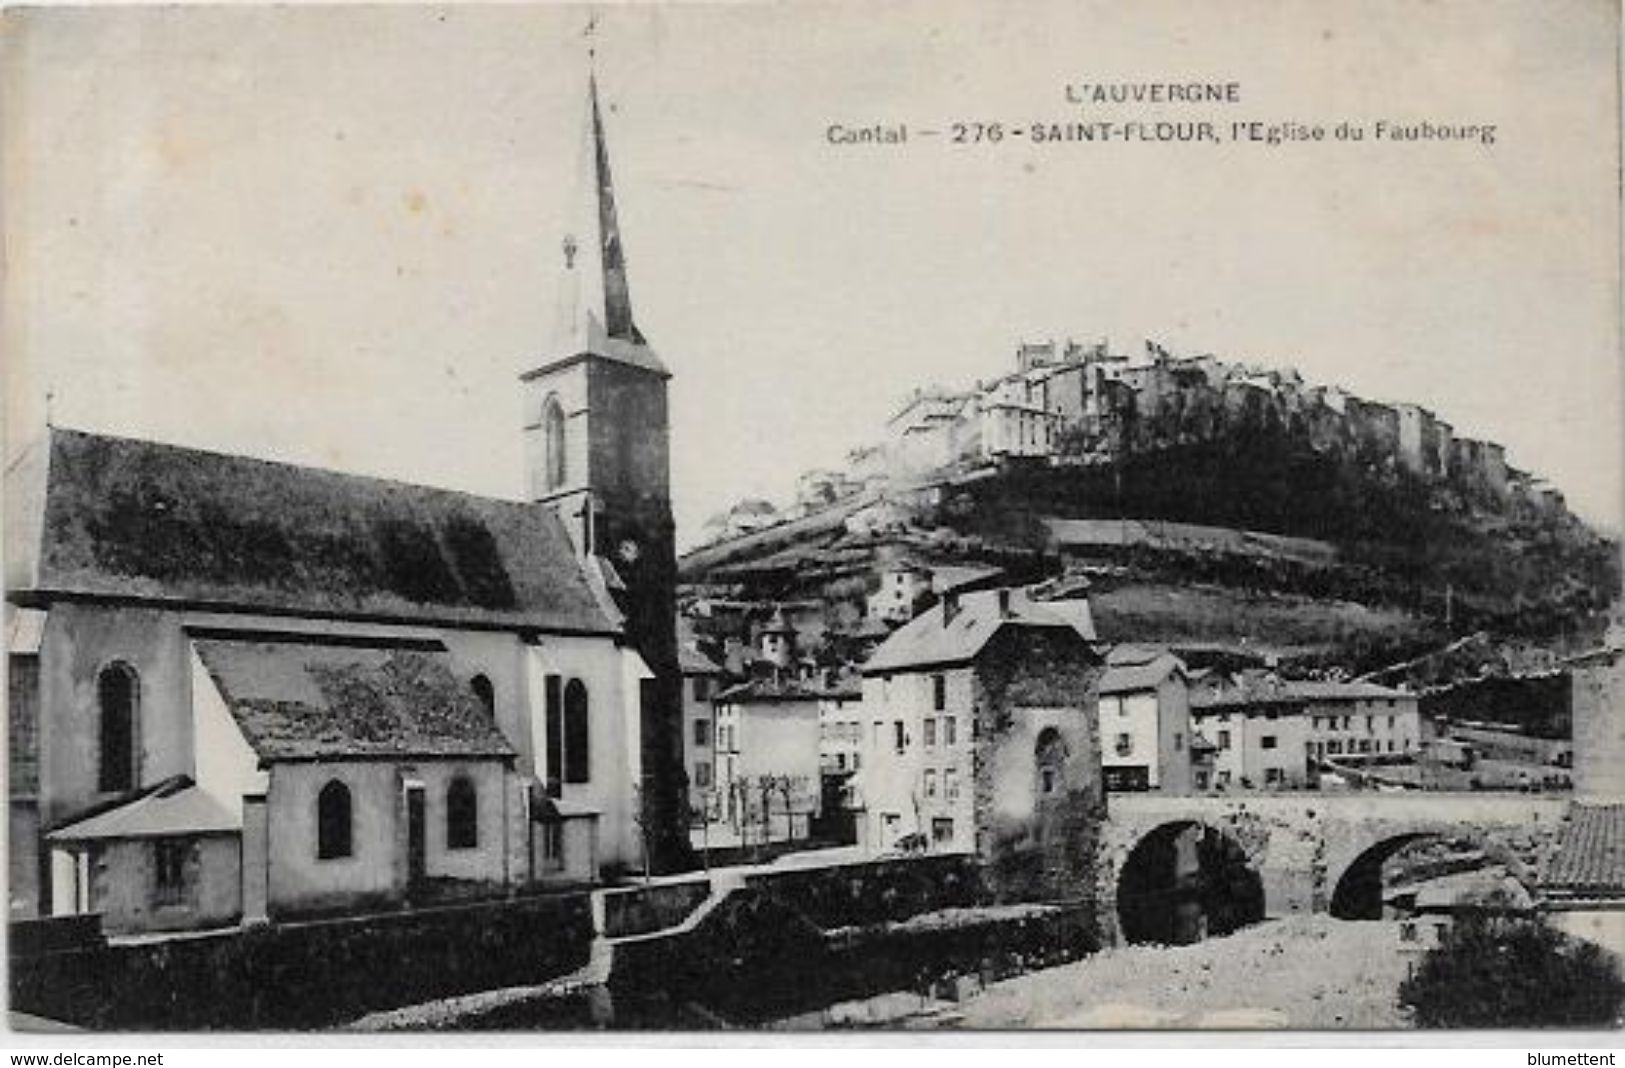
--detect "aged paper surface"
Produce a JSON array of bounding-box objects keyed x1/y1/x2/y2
[{"x1": 2, "y1": 0, "x2": 1621, "y2": 1038}]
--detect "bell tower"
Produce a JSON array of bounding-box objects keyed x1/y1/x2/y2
[{"x1": 521, "y1": 67, "x2": 686, "y2": 871}]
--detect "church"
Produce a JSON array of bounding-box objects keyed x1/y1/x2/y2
[{"x1": 4, "y1": 72, "x2": 685, "y2": 934}]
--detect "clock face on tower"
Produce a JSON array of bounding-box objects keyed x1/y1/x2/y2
[{"x1": 618, "y1": 538, "x2": 641, "y2": 565}]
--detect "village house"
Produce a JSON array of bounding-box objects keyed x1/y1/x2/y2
[
  {"x1": 855, "y1": 585, "x2": 1104, "y2": 900},
  {"x1": 1097, "y1": 646, "x2": 1194, "y2": 795},
  {"x1": 1189, "y1": 676, "x2": 1421, "y2": 791},
  {"x1": 678, "y1": 637, "x2": 725, "y2": 825},
  {"x1": 7, "y1": 71, "x2": 688, "y2": 931}
]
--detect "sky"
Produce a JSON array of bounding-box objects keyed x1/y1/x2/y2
[{"x1": 4, "y1": 0, "x2": 1620, "y2": 550}]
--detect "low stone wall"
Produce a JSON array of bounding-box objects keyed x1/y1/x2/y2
[
  {"x1": 600, "y1": 878, "x2": 711, "y2": 939},
  {"x1": 11, "y1": 892, "x2": 593, "y2": 1030},
  {"x1": 744, "y1": 853, "x2": 985, "y2": 929},
  {"x1": 609, "y1": 890, "x2": 1096, "y2": 1025}
]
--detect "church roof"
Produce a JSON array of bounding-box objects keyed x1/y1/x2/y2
[
  {"x1": 10, "y1": 428, "x2": 615, "y2": 634},
  {"x1": 194, "y1": 637, "x2": 517, "y2": 762}
]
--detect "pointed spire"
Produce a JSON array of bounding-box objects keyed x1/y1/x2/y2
[
  {"x1": 587, "y1": 73, "x2": 642, "y2": 345},
  {"x1": 542, "y1": 56, "x2": 666, "y2": 377}
]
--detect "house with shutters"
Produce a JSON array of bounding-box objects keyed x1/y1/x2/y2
[{"x1": 4, "y1": 70, "x2": 685, "y2": 932}]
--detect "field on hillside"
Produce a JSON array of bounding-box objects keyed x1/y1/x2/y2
[{"x1": 1089, "y1": 581, "x2": 1433, "y2": 665}]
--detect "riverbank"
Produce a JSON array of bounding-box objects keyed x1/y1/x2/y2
[{"x1": 950, "y1": 915, "x2": 1415, "y2": 1030}]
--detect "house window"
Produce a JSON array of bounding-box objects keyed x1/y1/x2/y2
[
  {"x1": 471, "y1": 674, "x2": 495, "y2": 718},
  {"x1": 1265, "y1": 768, "x2": 1284, "y2": 785},
  {"x1": 1261, "y1": 735, "x2": 1278, "y2": 750},
  {"x1": 694, "y1": 761, "x2": 712, "y2": 788},
  {"x1": 1218, "y1": 729, "x2": 1231, "y2": 751},
  {"x1": 1173, "y1": 732, "x2": 1184, "y2": 752},
  {"x1": 447, "y1": 776, "x2": 478, "y2": 850},
  {"x1": 945, "y1": 769, "x2": 959, "y2": 800},
  {"x1": 1217, "y1": 770, "x2": 1231, "y2": 786},
  {"x1": 693, "y1": 677, "x2": 712, "y2": 702},
  {"x1": 944, "y1": 717, "x2": 957, "y2": 746},
  {"x1": 97, "y1": 662, "x2": 139, "y2": 793},
  {"x1": 931, "y1": 818, "x2": 954, "y2": 844},
  {"x1": 1387, "y1": 715, "x2": 1396, "y2": 730},
  {"x1": 563, "y1": 679, "x2": 590, "y2": 784},
  {"x1": 924, "y1": 770, "x2": 938, "y2": 798},
  {"x1": 1195, "y1": 770, "x2": 1210, "y2": 791},
  {"x1": 894, "y1": 720, "x2": 906, "y2": 753},
  {"x1": 932, "y1": 673, "x2": 946, "y2": 711},
  {"x1": 694, "y1": 719, "x2": 711, "y2": 748},
  {"x1": 153, "y1": 838, "x2": 190, "y2": 907},
  {"x1": 924, "y1": 718, "x2": 937, "y2": 748},
  {"x1": 317, "y1": 780, "x2": 353, "y2": 860},
  {"x1": 1115, "y1": 732, "x2": 1133, "y2": 757},
  {"x1": 542, "y1": 394, "x2": 567, "y2": 491}
]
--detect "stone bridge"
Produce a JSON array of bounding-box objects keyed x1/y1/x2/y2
[{"x1": 1098, "y1": 792, "x2": 1570, "y2": 944}]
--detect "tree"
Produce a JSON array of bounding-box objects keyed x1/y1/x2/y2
[{"x1": 1399, "y1": 910, "x2": 1625, "y2": 1028}]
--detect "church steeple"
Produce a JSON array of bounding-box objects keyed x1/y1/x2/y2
[{"x1": 547, "y1": 68, "x2": 664, "y2": 372}]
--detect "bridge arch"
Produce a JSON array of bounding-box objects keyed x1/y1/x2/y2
[
  {"x1": 1328, "y1": 832, "x2": 1441, "y2": 920},
  {"x1": 1115, "y1": 819, "x2": 1266, "y2": 945}
]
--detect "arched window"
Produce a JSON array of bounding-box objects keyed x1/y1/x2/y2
[
  {"x1": 317, "y1": 780, "x2": 353, "y2": 860},
  {"x1": 470, "y1": 674, "x2": 495, "y2": 718},
  {"x1": 563, "y1": 679, "x2": 590, "y2": 784},
  {"x1": 542, "y1": 395, "x2": 567, "y2": 491},
  {"x1": 1035, "y1": 727, "x2": 1068, "y2": 798},
  {"x1": 96, "y1": 662, "x2": 139, "y2": 793},
  {"x1": 446, "y1": 776, "x2": 478, "y2": 850}
]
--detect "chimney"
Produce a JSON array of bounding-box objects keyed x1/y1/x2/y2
[{"x1": 997, "y1": 588, "x2": 1012, "y2": 619}]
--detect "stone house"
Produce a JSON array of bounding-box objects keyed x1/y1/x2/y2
[
  {"x1": 856, "y1": 586, "x2": 1105, "y2": 902},
  {"x1": 1098, "y1": 646, "x2": 1193, "y2": 795}
]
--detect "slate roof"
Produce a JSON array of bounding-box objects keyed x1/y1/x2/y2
[
  {"x1": 1544, "y1": 803, "x2": 1625, "y2": 897},
  {"x1": 677, "y1": 643, "x2": 723, "y2": 676},
  {"x1": 1100, "y1": 649, "x2": 1185, "y2": 695},
  {"x1": 716, "y1": 670, "x2": 862, "y2": 704},
  {"x1": 863, "y1": 588, "x2": 1098, "y2": 674},
  {"x1": 194, "y1": 637, "x2": 517, "y2": 762},
  {"x1": 12, "y1": 428, "x2": 613, "y2": 634},
  {"x1": 1191, "y1": 675, "x2": 1409, "y2": 710},
  {"x1": 49, "y1": 777, "x2": 240, "y2": 842}
]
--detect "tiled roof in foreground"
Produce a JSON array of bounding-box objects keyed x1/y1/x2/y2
[{"x1": 1544, "y1": 803, "x2": 1625, "y2": 897}]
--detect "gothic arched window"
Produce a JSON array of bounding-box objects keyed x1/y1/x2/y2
[
  {"x1": 447, "y1": 776, "x2": 478, "y2": 850},
  {"x1": 1035, "y1": 727, "x2": 1068, "y2": 798},
  {"x1": 563, "y1": 679, "x2": 590, "y2": 784},
  {"x1": 542, "y1": 395, "x2": 567, "y2": 491},
  {"x1": 317, "y1": 780, "x2": 353, "y2": 860},
  {"x1": 96, "y1": 662, "x2": 139, "y2": 793}
]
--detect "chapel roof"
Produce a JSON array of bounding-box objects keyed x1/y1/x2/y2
[{"x1": 194, "y1": 636, "x2": 517, "y2": 762}]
